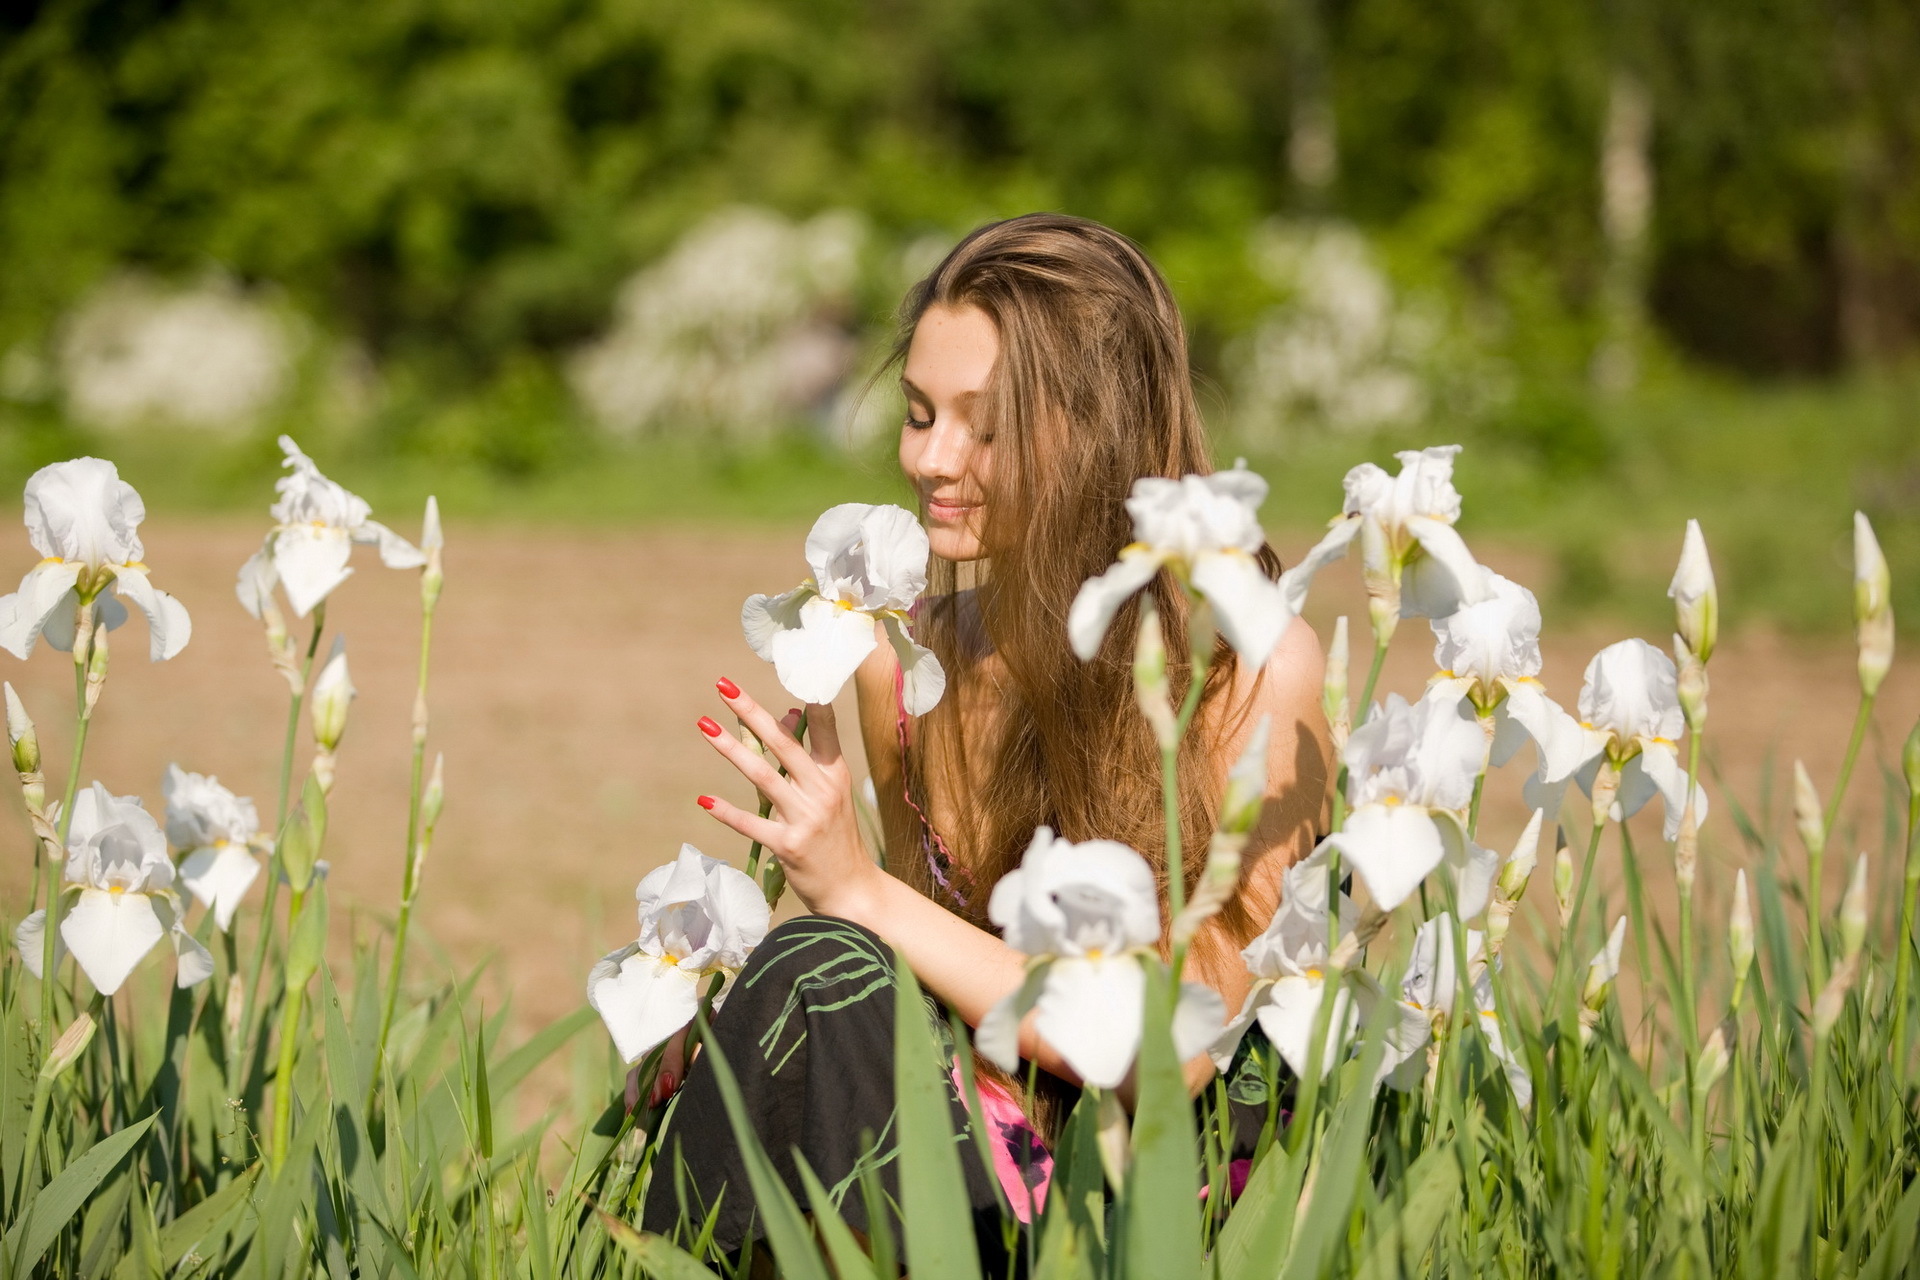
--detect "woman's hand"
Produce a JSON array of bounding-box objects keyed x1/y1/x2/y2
[
  {"x1": 695, "y1": 678, "x2": 880, "y2": 918},
  {"x1": 624, "y1": 1025, "x2": 692, "y2": 1111}
]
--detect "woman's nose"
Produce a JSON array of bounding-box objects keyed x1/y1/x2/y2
[{"x1": 912, "y1": 417, "x2": 974, "y2": 482}]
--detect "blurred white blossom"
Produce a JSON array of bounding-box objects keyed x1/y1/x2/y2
[
  {"x1": 1230, "y1": 222, "x2": 1435, "y2": 443},
  {"x1": 569, "y1": 207, "x2": 867, "y2": 441},
  {"x1": 58, "y1": 274, "x2": 293, "y2": 432}
]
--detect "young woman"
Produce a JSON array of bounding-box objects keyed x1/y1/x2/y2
[{"x1": 643, "y1": 213, "x2": 1333, "y2": 1255}]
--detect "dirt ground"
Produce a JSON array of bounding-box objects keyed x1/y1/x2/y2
[{"x1": 2, "y1": 518, "x2": 1916, "y2": 1079}]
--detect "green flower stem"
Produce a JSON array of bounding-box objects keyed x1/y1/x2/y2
[
  {"x1": 1809, "y1": 692, "x2": 1873, "y2": 989},
  {"x1": 269, "y1": 887, "x2": 309, "y2": 1170},
  {"x1": 372, "y1": 589, "x2": 439, "y2": 1101},
  {"x1": 1552, "y1": 816, "x2": 1609, "y2": 1019},
  {"x1": 40, "y1": 610, "x2": 96, "y2": 1051},
  {"x1": 1678, "y1": 729, "x2": 1705, "y2": 1056},
  {"x1": 1891, "y1": 780, "x2": 1920, "y2": 1082},
  {"x1": 235, "y1": 607, "x2": 326, "y2": 1091},
  {"x1": 1163, "y1": 633, "x2": 1212, "y2": 973},
  {"x1": 744, "y1": 711, "x2": 808, "y2": 882}
]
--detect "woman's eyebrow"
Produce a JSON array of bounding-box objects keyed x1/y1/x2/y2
[{"x1": 899, "y1": 376, "x2": 930, "y2": 402}]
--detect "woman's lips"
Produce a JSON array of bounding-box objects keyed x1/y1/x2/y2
[{"x1": 927, "y1": 498, "x2": 980, "y2": 522}]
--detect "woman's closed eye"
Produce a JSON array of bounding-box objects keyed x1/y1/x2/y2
[{"x1": 904, "y1": 409, "x2": 934, "y2": 430}]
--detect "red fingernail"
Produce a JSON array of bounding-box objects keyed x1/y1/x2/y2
[
  {"x1": 716, "y1": 677, "x2": 741, "y2": 698},
  {"x1": 696, "y1": 795, "x2": 716, "y2": 810},
  {"x1": 788, "y1": 708, "x2": 801, "y2": 719},
  {"x1": 698, "y1": 716, "x2": 723, "y2": 737}
]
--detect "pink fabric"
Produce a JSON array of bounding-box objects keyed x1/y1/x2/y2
[{"x1": 950, "y1": 1065, "x2": 1054, "y2": 1222}]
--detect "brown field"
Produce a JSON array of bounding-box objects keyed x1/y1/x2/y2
[{"x1": 2, "y1": 519, "x2": 1916, "y2": 1083}]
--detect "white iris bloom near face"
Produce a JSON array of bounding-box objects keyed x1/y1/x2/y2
[
  {"x1": 1211, "y1": 847, "x2": 1358, "y2": 1076},
  {"x1": 236, "y1": 436, "x2": 425, "y2": 621},
  {"x1": 0, "y1": 458, "x2": 191, "y2": 662},
  {"x1": 1070, "y1": 463, "x2": 1339, "y2": 668},
  {"x1": 1319, "y1": 691, "x2": 1500, "y2": 916},
  {"x1": 1427, "y1": 571, "x2": 1588, "y2": 775},
  {"x1": 163, "y1": 765, "x2": 265, "y2": 932},
  {"x1": 13, "y1": 783, "x2": 214, "y2": 995},
  {"x1": 1288, "y1": 445, "x2": 1495, "y2": 622},
  {"x1": 587, "y1": 845, "x2": 772, "y2": 1064},
  {"x1": 742, "y1": 503, "x2": 944, "y2": 713},
  {"x1": 1523, "y1": 638, "x2": 1708, "y2": 840},
  {"x1": 1386, "y1": 914, "x2": 1531, "y2": 1106},
  {"x1": 977, "y1": 827, "x2": 1224, "y2": 1089}
]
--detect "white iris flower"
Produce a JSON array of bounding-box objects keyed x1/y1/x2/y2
[
  {"x1": 0, "y1": 458, "x2": 191, "y2": 662},
  {"x1": 1525, "y1": 639, "x2": 1708, "y2": 840},
  {"x1": 1211, "y1": 847, "x2": 1423, "y2": 1085},
  {"x1": 978, "y1": 827, "x2": 1224, "y2": 1090},
  {"x1": 742, "y1": 503, "x2": 944, "y2": 713},
  {"x1": 1320, "y1": 691, "x2": 1500, "y2": 915},
  {"x1": 1070, "y1": 463, "x2": 1339, "y2": 667},
  {"x1": 14, "y1": 783, "x2": 214, "y2": 995},
  {"x1": 237, "y1": 436, "x2": 424, "y2": 620},
  {"x1": 588, "y1": 845, "x2": 771, "y2": 1064},
  {"x1": 1426, "y1": 571, "x2": 1587, "y2": 774},
  {"x1": 164, "y1": 765, "x2": 267, "y2": 932},
  {"x1": 1291, "y1": 445, "x2": 1494, "y2": 623},
  {"x1": 1387, "y1": 914, "x2": 1531, "y2": 1106}
]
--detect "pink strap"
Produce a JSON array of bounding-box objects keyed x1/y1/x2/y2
[{"x1": 895, "y1": 664, "x2": 972, "y2": 910}]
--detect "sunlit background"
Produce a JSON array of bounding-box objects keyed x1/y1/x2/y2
[{"x1": 1, "y1": 0, "x2": 1917, "y2": 1046}]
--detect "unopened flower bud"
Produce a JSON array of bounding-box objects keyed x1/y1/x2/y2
[
  {"x1": 422, "y1": 752, "x2": 445, "y2": 833},
  {"x1": 1367, "y1": 591, "x2": 1398, "y2": 650},
  {"x1": 1854, "y1": 512, "x2": 1894, "y2": 698},
  {"x1": 1674, "y1": 635, "x2": 1709, "y2": 734},
  {"x1": 1813, "y1": 955, "x2": 1859, "y2": 1039},
  {"x1": 1322, "y1": 616, "x2": 1350, "y2": 753},
  {"x1": 1554, "y1": 841, "x2": 1575, "y2": 926},
  {"x1": 1839, "y1": 852, "x2": 1869, "y2": 963},
  {"x1": 421, "y1": 495, "x2": 445, "y2": 611},
  {"x1": 1793, "y1": 761, "x2": 1825, "y2": 860},
  {"x1": 39, "y1": 1013, "x2": 96, "y2": 1081},
  {"x1": 1501, "y1": 810, "x2": 1544, "y2": 901},
  {"x1": 1131, "y1": 598, "x2": 1178, "y2": 750},
  {"x1": 1583, "y1": 916, "x2": 1628, "y2": 1011},
  {"x1": 310, "y1": 639, "x2": 354, "y2": 752},
  {"x1": 1729, "y1": 869, "x2": 1754, "y2": 1007},
  {"x1": 82, "y1": 622, "x2": 108, "y2": 715},
  {"x1": 1668, "y1": 519, "x2": 1718, "y2": 664},
  {"x1": 1590, "y1": 761, "x2": 1620, "y2": 829},
  {"x1": 1219, "y1": 715, "x2": 1270, "y2": 836},
  {"x1": 1694, "y1": 1024, "x2": 1731, "y2": 1095},
  {"x1": 5, "y1": 682, "x2": 39, "y2": 776},
  {"x1": 1675, "y1": 806, "x2": 1698, "y2": 895},
  {"x1": 1486, "y1": 897, "x2": 1515, "y2": 952}
]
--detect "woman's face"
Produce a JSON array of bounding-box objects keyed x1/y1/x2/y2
[{"x1": 899, "y1": 303, "x2": 998, "y2": 563}]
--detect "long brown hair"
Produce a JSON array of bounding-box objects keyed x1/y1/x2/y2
[{"x1": 891, "y1": 214, "x2": 1280, "y2": 1126}]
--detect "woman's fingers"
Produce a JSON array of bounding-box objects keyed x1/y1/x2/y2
[
  {"x1": 699, "y1": 714, "x2": 796, "y2": 806},
  {"x1": 716, "y1": 679, "x2": 814, "y2": 777},
  {"x1": 696, "y1": 792, "x2": 783, "y2": 849},
  {"x1": 805, "y1": 699, "x2": 842, "y2": 766}
]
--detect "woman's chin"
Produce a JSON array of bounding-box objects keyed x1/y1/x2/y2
[{"x1": 926, "y1": 524, "x2": 987, "y2": 563}]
